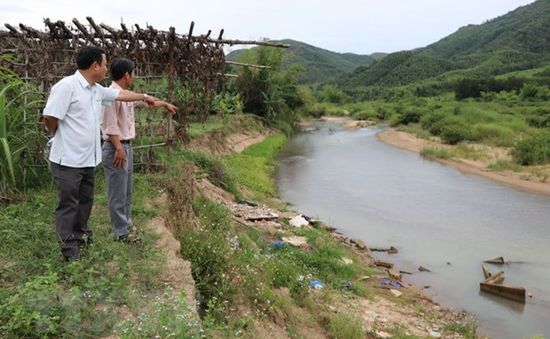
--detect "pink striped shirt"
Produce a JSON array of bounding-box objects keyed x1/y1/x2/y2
[{"x1": 101, "y1": 82, "x2": 147, "y2": 141}]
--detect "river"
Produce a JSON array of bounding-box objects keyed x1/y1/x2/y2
[{"x1": 276, "y1": 122, "x2": 550, "y2": 338}]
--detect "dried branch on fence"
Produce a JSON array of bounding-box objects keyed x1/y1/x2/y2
[{"x1": 225, "y1": 60, "x2": 272, "y2": 69}]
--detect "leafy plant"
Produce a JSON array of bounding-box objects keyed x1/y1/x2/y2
[{"x1": 0, "y1": 71, "x2": 46, "y2": 199}]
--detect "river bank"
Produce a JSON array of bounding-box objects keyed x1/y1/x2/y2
[{"x1": 377, "y1": 129, "x2": 550, "y2": 197}]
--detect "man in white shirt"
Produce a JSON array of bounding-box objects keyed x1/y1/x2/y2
[{"x1": 43, "y1": 46, "x2": 157, "y2": 261}]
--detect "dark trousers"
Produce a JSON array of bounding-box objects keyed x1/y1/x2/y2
[{"x1": 50, "y1": 162, "x2": 95, "y2": 258}]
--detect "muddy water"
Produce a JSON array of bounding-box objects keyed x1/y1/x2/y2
[{"x1": 276, "y1": 122, "x2": 550, "y2": 338}]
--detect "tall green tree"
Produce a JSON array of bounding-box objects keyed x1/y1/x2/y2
[{"x1": 230, "y1": 47, "x2": 304, "y2": 128}]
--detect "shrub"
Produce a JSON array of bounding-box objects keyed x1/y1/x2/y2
[
  {"x1": 526, "y1": 108, "x2": 550, "y2": 128},
  {"x1": 471, "y1": 123, "x2": 516, "y2": 146},
  {"x1": 512, "y1": 131, "x2": 550, "y2": 165},
  {"x1": 438, "y1": 117, "x2": 471, "y2": 144},
  {"x1": 352, "y1": 109, "x2": 377, "y2": 121},
  {"x1": 376, "y1": 106, "x2": 391, "y2": 120},
  {"x1": 318, "y1": 84, "x2": 349, "y2": 104},
  {"x1": 520, "y1": 84, "x2": 539, "y2": 100},
  {"x1": 424, "y1": 114, "x2": 470, "y2": 144},
  {"x1": 420, "y1": 112, "x2": 448, "y2": 135},
  {"x1": 397, "y1": 109, "x2": 424, "y2": 125}
]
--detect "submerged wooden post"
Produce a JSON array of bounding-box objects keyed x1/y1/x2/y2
[{"x1": 479, "y1": 265, "x2": 525, "y2": 303}]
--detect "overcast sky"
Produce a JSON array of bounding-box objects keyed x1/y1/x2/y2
[{"x1": 1, "y1": 0, "x2": 537, "y2": 54}]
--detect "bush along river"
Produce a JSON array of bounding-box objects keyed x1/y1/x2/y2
[{"x1": 276, "y1": 121, "x2": 550, "y2": 338}]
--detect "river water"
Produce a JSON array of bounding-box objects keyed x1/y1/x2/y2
[{"x1": 276, "y1": 122, "x2": 550, "y2": 338}]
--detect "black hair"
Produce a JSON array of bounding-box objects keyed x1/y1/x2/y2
[
  {"x1": 109, "y1": 58, "x2": 135, "y2": 81},
  {"x1": 75, "y1": 46, "x2": 105, "y2": 70}
]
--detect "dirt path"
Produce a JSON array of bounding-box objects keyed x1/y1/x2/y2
[{"x1": 377, "y1": 129, "x2": 550, "y2": 196}]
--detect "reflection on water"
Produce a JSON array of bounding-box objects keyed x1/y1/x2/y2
[{"x1": 276, "y1": 122, "x2": 550, "y2": 338}]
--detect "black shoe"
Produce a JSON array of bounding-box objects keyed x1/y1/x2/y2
[
  {"x1": 79, "y1": 237, "x2": 94, "y2": 248},
  {"x1": 115, "y1": 234, "x2": 140, "y2": 243},
  {"x1": 64, "y1": 252, "x2": 81, "y2": 262}
]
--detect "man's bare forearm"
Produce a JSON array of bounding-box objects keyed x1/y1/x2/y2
[
  {"x1": 107, "y1": 134, "x2": 123, "y2": 150},
  {"x1": 43, "y1": 116, "x2": 58, "y2": 136}
]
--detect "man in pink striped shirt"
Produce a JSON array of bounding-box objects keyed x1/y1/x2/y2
[{"x1": 101, "y1": 58, "x2": 177, "y2": 242}]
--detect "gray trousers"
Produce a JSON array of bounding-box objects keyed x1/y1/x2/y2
[
  {"x1": 50, "y1": 162, "x2": 95, "y2": 258},
  {"x1": 102, "y1": 141, "x2": 133, "y2": 237}
]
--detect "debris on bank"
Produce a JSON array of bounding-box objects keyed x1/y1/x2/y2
[
  {"x1": 370, "y1": 246, "x2": 399, "y2": 254},
  {"x1": 197, "y1": 173, "x2": 478, "y2": 337}
]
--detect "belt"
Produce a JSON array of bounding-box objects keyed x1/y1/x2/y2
[{"x1": 106, "y1": 139, "x2": 131, "y2": 144}]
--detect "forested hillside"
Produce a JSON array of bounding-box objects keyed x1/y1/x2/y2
[
  {"x1": 340, "y1": 51, "x2": 457, "y2": 87},
  {"x1": 337, "y1": 0, "x2": 550, "y2": 89},
  {"x1": 420, "y1": 0, "x2": 550, "y2": 60},
  {"x1": 227, "y1": 39, "x2": 377, "y2": 85}
]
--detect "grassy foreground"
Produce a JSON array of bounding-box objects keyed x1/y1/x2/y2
[{"x1": 0, "y1": 169, "x2": 200, "y2": 337}]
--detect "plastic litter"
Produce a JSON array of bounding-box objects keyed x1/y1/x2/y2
[
  {"x1": 271, "y1": 240, "x2": 286, "y2": 249},
  {"x1": 310, "y1": 280, "x2": 324, "y2": 289},
  {"x1": 340, "y1": 280, "x2": 353, "y2": 290},
  {"x1": 237, "y1": 199, "x2": 258, "y2": 207},
  {"x1": 379, "y1": 279, "x2": 402, "y2": 289},
  {"x1": 289, "y1": 215, "x2": 309, "y2": 228}
]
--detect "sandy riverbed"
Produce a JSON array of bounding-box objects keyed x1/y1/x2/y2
[{"x1": 377, "y1": 129, "x2": 550, "y2": 197}]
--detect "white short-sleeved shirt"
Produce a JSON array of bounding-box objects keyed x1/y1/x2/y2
[{"x1": 43, "y1": 71, "x2": 120, "y2": 168}]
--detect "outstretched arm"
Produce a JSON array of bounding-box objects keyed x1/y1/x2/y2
[
  {"x1": 116, "y1": 90, "x2": 159, "y2": 105},
  {"x1": 149, "y1": 100, "x2": 178, "y2": 115}
]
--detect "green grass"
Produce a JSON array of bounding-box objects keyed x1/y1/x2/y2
[
  {"x1": 453, "y1": 144, "x2": 487, "y2": 160},
  {"x1": 421, "y1": 144, "x2": 486, "y2": 162},
  {"x1": 187, "y1": 115, "x2": 229, "y2": 138},
  {"x1": 0, "y1": 170, "x2": 196, "y2": 338},
  {"x1": 178, "y1": 150, "x2": 241, "y2": 198},
  {"x1": 420, "y1": 147, "x2": 452, "y2": 160},
  {"x1": 397, "y1": 123, "x2": 432, "y2": 140},
  {"x1": 328, "y1": 313, "x2": 366, "y2": 339},
  {"x1": 487, "y1": 159, "x2": 522, "y2": 172},
  {"x1": 224, "y1": 135, "x2": 287, "y2": 201},
  {"x1": 442, "y1": 321, "x2": 477, "y2": 338}
]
